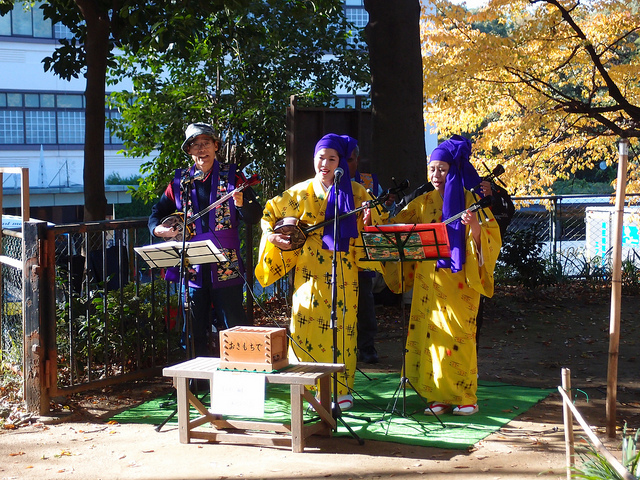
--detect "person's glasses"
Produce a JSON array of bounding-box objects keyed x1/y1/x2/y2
[{"x1": 189, "y1": 140, "x2": 213, "y2": 151}]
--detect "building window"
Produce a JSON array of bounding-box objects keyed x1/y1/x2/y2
[
  {"x1": 26, "y1": 110, "x2": 56, "y2": 144},
  {"x1": 345, "y1": 4, "x2": 368, "y2": 29},
  {"x1": 0, "y1": 2, "x2": 73, "y2": 39},
  {"x1": 57, "y1": 111, "x2": 85, "y2": 144},
  {"x1": 0, "y1": 110, "x2": 25, "y2": 144},
  {"x1": 0, "y1": 91, "x2": 122, "y2": 146}
]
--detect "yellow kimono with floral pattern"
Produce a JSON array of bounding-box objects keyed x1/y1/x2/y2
[
  {"x1": 384, "y1": 190, "x2": 501, "y2": 405},
  {"x1": 256, "y1": 178, "x2": 383, "y2": 395}
]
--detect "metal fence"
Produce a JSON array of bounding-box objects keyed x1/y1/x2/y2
[
  {"x1": 509, "y1": 193, "x2": 640, "y2": 275},
  {"x1": 49, "y1": 219, "x2": 184, "y2": 395},
  {"x1": 1, "y1": 231, "x2": 23, "y2": 366}
]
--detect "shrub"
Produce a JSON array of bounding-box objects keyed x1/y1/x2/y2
[{"x1": 496, "y1": 225, "x2": 555, "y2": 289}]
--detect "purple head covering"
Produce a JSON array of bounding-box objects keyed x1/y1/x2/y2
[
  {"x1": 315, "y1": 133, "x2": 358, "y2": 252},
  {"x1": 429, "y1": 134, "x2": 482, "y2": 272},
  {"x1": 345, "y1": 136, "x2": 358, "y2": 161}
]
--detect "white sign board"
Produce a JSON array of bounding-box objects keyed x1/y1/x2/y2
[
  {"x1": 585, "y1": 207, "x2": 640, "y2": 263},
  {"x1": 210, "y1": 370, "x2": 266, "y2": 417}
]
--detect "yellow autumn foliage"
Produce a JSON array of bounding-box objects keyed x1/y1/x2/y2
[{"x1": 421, "y1": 0, "x2": 640, "y2": 195}]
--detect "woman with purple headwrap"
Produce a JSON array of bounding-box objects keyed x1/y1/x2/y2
[
  {"x1": 255, "y1": 134, "x2": 384, "y2": 410},
  {"x1": 383, "y1": 135, "x2": 502, "y2": 416}
]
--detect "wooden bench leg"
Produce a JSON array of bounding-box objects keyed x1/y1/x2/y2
[
  {"x1": 318, "y1": 374, "x2": 334, "y2": 435},
  {"x1": 174, "y1": 377, "x2": 190, "y2": 444},
  {"x1": 290, "y1": 384, "x2": 304, "y2": 453}
]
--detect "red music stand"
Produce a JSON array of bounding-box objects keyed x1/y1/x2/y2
[
  {"x1": 361, "y1": 223, "x2": 450, "y2": 263},
  {"x1": 361, "y1": 223, "x2": 450, "y2": 429}
]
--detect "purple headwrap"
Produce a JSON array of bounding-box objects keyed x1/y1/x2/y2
[
  {"x1": 345, "y1": 136, "x2": 358, "y2": 161},
  {"x1": 429, "y1": 134, "x2": 482, "y2": 272},
  {"x1": 315, "y1": 134, "x2": 358, "y2": 252}
]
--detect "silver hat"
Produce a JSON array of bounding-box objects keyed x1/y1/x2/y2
[{"x1": 181, "y1": 123, "x2": 220, "y2": 153}]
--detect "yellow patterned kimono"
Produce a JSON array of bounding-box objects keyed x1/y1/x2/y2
[
  {"x1": 384, "y1": 190, "x2": 501, "y2": 405},
  {"x1": 255, "y1": 178, "x2": 383, "y2": 395}
]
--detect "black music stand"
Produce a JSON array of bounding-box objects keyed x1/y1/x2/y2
[
  {"x1": 135, "y1": 239, "x2": 227, "y2": 431},
  {"x1": 135, "y1": 238, "x2": 227, "y2": 362},
  {"x1": 361, "y1": 223, "x2": 450, "y2": 430},
  {"x1": 134, "y1": 239, "x2": 227, "y2": 270}
]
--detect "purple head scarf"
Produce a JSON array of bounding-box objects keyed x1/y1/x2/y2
[
  {"x1": 345, "y1": 136, "x2": 358, "y2": 161},
  {"x1": 429, "y1": 134, "x2": 482, "y2": 272},
  {"x1": 315, "y1": 133, "x2": 358, "y2": 252}
]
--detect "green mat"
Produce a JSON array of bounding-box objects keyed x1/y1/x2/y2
[{"x1": 111, "y1": 372, "x2": 552, "y2": 450}]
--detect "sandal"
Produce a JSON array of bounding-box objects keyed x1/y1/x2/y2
[
  {"x1": 453, "y1": 404, "x2": 479, "y2": 416},
  {"x1": 424, "y1": 402, "x2": 451, "y2": 415}
]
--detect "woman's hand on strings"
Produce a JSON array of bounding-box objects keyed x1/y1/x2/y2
[
  {"x1": 154, "y1": 225, "x2": 177, "y2": 238},
  {"x1": 362, "y1": 201, "x2": 372, "y2": 226},
  {"x1": 267, "y1": 232, "x2": 292, "y2": 250},
  {"x1": 461, "y1": 209, "x2": 481, "y2": 245}
]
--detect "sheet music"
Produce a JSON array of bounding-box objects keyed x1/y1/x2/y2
[
  {"x1": 361, "y1": 223, "x2": 450, "y2": 261},
  {"x1": 135, "y1": 239, "x2": 227, "y2": 268}
]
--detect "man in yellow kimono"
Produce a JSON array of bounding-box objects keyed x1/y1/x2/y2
[
  {"x1": 255, "y1": 134, "x2": 384, "y2": 411},
  {"x1": 384, "y1": 135, "x2": 501, "y2": 416}
]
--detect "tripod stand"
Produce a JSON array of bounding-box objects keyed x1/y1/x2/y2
[{"x1": 361, "y1": 223, "x2": 451, "y2": 429}]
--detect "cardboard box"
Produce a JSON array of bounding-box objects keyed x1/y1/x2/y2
[{"x1": 220, "y1": 326, "x2": 289, "y2": 372}]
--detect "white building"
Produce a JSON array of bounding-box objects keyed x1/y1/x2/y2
[{"x1": 0, "y1": 4, "x2": 147, "y2": 223}]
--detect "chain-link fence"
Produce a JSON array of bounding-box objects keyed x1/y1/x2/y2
[
  {"x1": 509, "y1": 193, "x2": 640, "y2": 279},
  {"x1": 1, "y1": 232, "x2": 23, "y2": 366}
]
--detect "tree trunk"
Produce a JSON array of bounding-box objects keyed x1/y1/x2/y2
[
  {"x1": 364, "y1": 0, "x2": 426, "y2": 189},
  {"x1": 77, "y1": 0, "x2": 109, "y2": 221}
]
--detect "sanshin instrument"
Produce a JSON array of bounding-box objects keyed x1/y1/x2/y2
[
  {"x1": 273, "y1": 195, "x2": 492, "y2": 250},
  {"x1": 161, "y1": 174, "x2": 260, "y2": 242}
]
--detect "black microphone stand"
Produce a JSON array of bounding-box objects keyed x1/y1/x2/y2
[
  {"x1": 329, "y1": 171, "x2": 364, "y2": 445},
  {"x1": 155, "y1": 175, "x2": 200, "y2": 432}
]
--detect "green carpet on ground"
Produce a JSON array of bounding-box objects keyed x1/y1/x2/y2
[{"x1": 111, "y1": 372, "x2": 553, "y2": 450}]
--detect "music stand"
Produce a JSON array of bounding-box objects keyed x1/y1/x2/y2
[
  {"x1": 135, "y1": 239, "x2": 227, "y2": 431},
  {"x1": 135, "y1": 239, "x2": 227, "y2": 269},
  {"x1": 361, "y1": 223, "x2": 450, "y2": 429}
]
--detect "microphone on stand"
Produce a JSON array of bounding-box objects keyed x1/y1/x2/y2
[
  {"x1": 334, "y1": 167, "x2": 344, "y2": 184},
  {"x1": 181, "y1": 170, "x2": 206, "y2": 185}
]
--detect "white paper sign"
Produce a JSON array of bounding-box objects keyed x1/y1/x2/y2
[{"x1": 210, "y1": 370, "x2": 266, "y2": 417}]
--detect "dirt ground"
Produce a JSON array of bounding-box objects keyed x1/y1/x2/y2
[{"x1": 1, "y1": 284, "x2": 639, "y2": 480}]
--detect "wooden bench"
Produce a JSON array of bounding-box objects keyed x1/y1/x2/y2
[{"x1": 162, "y1": 357, "x2": 344, "y2": 452}]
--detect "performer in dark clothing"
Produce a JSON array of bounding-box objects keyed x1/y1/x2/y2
[
  {"x1": 148, "y1": 122, "x2": 262, "y2": 357},
  {"x1": 346, "y1": 139, "x2": 394, "y2": 364}
]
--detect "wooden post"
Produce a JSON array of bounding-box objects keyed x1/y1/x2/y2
[
  {"x1": 561, "y1": 368, "x2": 575, "y2": 479},
  {"x1": 23, "y1": 220, "x2": 47, "y2": 413},
  {"x1": 606, "y1": 138, "x2": 628, "y2": 438},
  {"x1": 558, "y1": 385, "x2": 636, "y2": 480}
]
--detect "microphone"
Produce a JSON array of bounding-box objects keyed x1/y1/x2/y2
[
  {"x1": 386, "y1": 179, "x2": 410, "y2": 196},
  {"x1": 181, "y1": 170, "x2": 206, "y2": 185},
  {"x1": 334, "y1": 167, "x2": 344, "y2": 184}
]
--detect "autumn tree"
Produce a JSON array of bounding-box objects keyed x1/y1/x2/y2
[
  {"x1": 420, "y1": 0, "x2": 640, "y2": 195},
  {"x1": 1, "y1": 0, "x2": 251, "y2": 221},
  {"x1": 108, "y1": 0, "x2": 369, "y2": 201}
]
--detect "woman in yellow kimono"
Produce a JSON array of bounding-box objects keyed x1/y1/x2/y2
[
  {"x1": 255, "y1": 134, "x2": 383, "y2": 410},
  {"x1": 384, "y1": 135, "x2": 501, "y2": 416}
]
